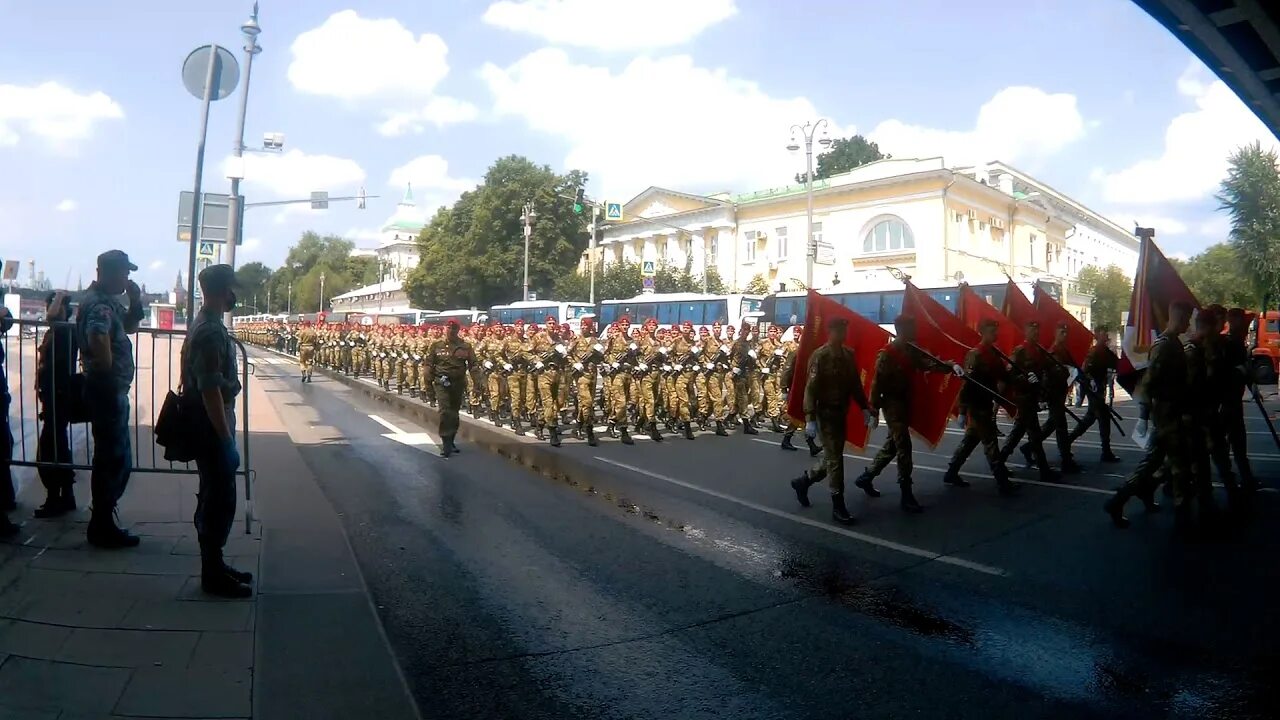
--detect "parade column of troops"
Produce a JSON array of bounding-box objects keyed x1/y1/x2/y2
[{"x1": 236, "y1": 300, "x2": 1262, "y2": 533}]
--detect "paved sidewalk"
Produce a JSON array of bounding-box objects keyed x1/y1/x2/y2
[{"x1": 0, "y1": 345, "x2": 420, "y2": 719}]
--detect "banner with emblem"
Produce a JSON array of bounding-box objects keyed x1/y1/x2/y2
[
  {"x1": 1032, "y1": 284, "x2": 1092, "y2": 367},
  {"x1": 902, "y1": 282, "x2": 973, "y2": 447},
  {"x1": 786, "y1": 290, "x2": 890, "y2": 450},
  {"x1": 1116, "y1": 235, "x2": 1199, "y2": 393}
]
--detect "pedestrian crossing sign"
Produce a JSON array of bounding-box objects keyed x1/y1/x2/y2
[
  {"x1": 198, "y1": 241, "x2": 216, "y2": 260},
  {"x1": 605, "y1": 202, "x2": 623, "y2": 222},
  {"x1": 642, "y1": 260, "x2": 656, "y2": 276}
]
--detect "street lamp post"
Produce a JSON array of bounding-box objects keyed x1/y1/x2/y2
[
  {"x1": 318, "y1": 273, "x2": 325, "y2": 314},
  {"x1": 223, "y1": 3, "x2": 262, "y2": 326},
  {"x1": 787, "y1": 119, "x2": 832, "y2": 289},
  {"x1": 521, "y1": 202, "x2": 536, "y2": 301},
  {"x1": 286, "y1": 281, "x2": 292, "y2": 315}
]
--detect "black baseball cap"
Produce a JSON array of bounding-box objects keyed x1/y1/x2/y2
[
  {"x1": 97, "y1": 250, "x2": 138, "y2": 271},
  {"x1": 198, "y1": 264, "x2": 240, "y2": 293}
]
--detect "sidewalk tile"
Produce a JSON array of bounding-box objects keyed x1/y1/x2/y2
[
  {"x1": 75, "y1": 571, "x2": 189, "y2": 600},
  {"x1": 0, "y1": 620, "x2": 71, "y2": 660},
  {"x1": 30, "y1": 548, "x2": 132, "y2": 574},
  {"x1": 114, "y1": 666, "x2": 251, "y2": 719},
  {"x1": 171, "y1": 535, "x2": 262, "y2": 558},
  {"x1": 120, "y1": 600, "x2": 252, "y2": 632},
  {"x1": 10, "y1": 593, "x2": 135, "y2": 629},
  {"x1": 122, "y1": 554, "x2": 202, "y2": 576},
  {"x1": 56, "y1": 628, "x2": 199, "y2": 669},
  {"x1": 0, "y1": 704, "x2": 57, "y2": 719},
  {"x1": 0, "y1": 656, "x2": 130, "y2": 715},
  {"x1": 189, "y1": 631, "x2": 252, "y2": 670},
  {"x1": 131, "y1": 522, "x2": 196, "y2": 538}
]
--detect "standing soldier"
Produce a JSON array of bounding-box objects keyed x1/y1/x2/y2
[
  {"x1": 338, "y1": 323, "x2": 352, "y2": 375},
  {"x1": 852, "y1": 315, "x2": 964, "y2": 513},
  {"x1": 722, "y1": 324, "x2": 738, "y2": 420},
  {"x1": 425, "y1": 320, "x2": 474, "y2": 458},
  {"x1": 1222, "y1": 308, "x2": 1257, "y2": 492},
  {"x1": 730, "y1": 322, "x2": 759, "y2": 435},
  {"x1": 759, "y1": 324, "x2": 787, "y2": 432},
  {"x1": 1104, "y1": 301, "x2": 1194, "y2": 529},
  {"x1": 605, "y1": 317, "x2": 636, "y2": 444},
  {"x1": 504, "y1": 320, "x2": 530, "y2": 435},
  {"x1": 569, "y1": 317, "x2": 603, "y2": 445},
  {"x1": 695, "y1": 326, "x2": 719, "y2": 432},
  {"x1": 1067, "y1": 326, "x2": 1121, "y2": 463},
  {"x1": 468, "y1": 324, "x2": 488, "y2": 415},
  {"x1": 998, "y1": 320, "x2": 1061, "y2": 482},
  {"x1": 405, "y1": 327, "x2": 423, "y2": 398},
  {"x1": 529, "y1": 317, "x2": 566, "y2": 446},
  {"x1": 672, "y1": 321, "x2": 699, "y2": 440},
  {"x1": 637, "y1": 321, "x2": 665, "y2": 441},
  {"x1": 351, "y1": 323, "x2": 367, "y2": 378},
  {"x1": 1034, "y1": 322, "x2": 1083, "y2": 473},
  {"x1": 942, "y1": 318, "x2": 1018, "y2": 496},
  {"x1": 786, "y1": 317, "x2": 877, "y2": 524},
  {"x1": 296, "y1": 321, "x2": 317, "y2": 382},
  {"x1": 479, "y1": 324, "x2": 504, "y2": 425}
]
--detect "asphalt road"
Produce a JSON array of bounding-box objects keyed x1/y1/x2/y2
[{"x1": 248, "y1": 350, "x2": 1280, "y2": 720}]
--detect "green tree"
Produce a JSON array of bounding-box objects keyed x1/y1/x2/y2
[
  {"x1": 1177, "y1": 243, "x2": 1255, "y2": 308},
  {"x1": 553, "y1": 267, "x2": 593, "y2": 301},
  {"x1": 265, "y1": 231, "x2": 367, "y2": 313},
  {"x1": 742, "y1": 273, "x2": 769, "y2": 295},
  {"x1": 795, "y1": 134, "x2": 888, "y2": 184},
  {"x1": 596, "y1": 260, "x2": 643, "y2": 300},
  {"x1": 655, "y1": 261, "x2": 699, "y2": 293},
  {"x1": 405, "y1": 155, "x2": 589, "y2": 309},
  {"x1": 1218, "y1": 141, "x2": 1280, "y2": 305},
  {"x1": 1075, "y1": 264, "x2": 1132, "y2": 330},
  {"x1": 700, "y1": 266, "x2": 728, "y2": 294},
  {"x1": 234, "y1": 261, "x2": 273, "y2": 315}
]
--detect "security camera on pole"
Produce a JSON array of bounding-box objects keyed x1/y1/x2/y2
[{"x1": 223, "y1": 3, "x2": 264, "y2": 325}]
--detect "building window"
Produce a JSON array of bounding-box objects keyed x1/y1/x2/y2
[
  {"x1": 709, "y1": 237, "x2": 719, "y2": 263},
  {"x1": 862, "y1": 217, "x2": 915, "y2": 254},
  {"x1": 744, "y1": 231, "x2": 757, "y2": 263},
  {"x1": 776, "y1": 227, "x2": 789, "y2": 259}
]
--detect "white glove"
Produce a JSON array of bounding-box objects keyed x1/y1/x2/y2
[
  {"x1": 439, "y1": 376, "x2": 451, "y2": 387},
  {"x1": 593, "y1": 343, "x2": 604, "y2": 353},
  {"x1": 612, "y1": 362, "x2": 621, "y2": 370},
  {"x1": 662, "y1": 364, "x2": 671, "y2": 372},
  {"x1": 659, "y1": 346, "x2": 669, "y2": 355},
  {"x1": 748, "y1": 349, "x2": 758, "y2": 359},
  {"x1": 705, "y1": 363, "x2": 715, "y2": 371},
  {"x1": 1026, "y1": 372, "x2": 1039, "y2": 384},
  {"x1": 573, "y1": 362, "x2": 584, "y2": 371},
  {"x1": 535, "y1": 361, "x2": 544, "y2": 370},
  {"x1": 674, "y1": 364, "x2": 684, "y2": 372},
  {"x1": 484, "y1": 360, "x2": 494, "y2": 370},
  {"x1": 503, "y1": 363, "x2": 513, "y2": 372},
  {"x1": 1135, "y1": 419, "x2": 1148, "y2": 437},
  {"x1": 629, "y1": 342, "x2": 638, "y2": 351},
  {"x1": 639, "y1": 363, "x2": 648, "y2": 371},
  {"x1": 774, "y1": 348, "x2": 785, "y2": 356},
  {"x1": 414, "y1": 354, "x2": 422, "y2": 361},
  {"x1": 761, "y1": 367, "x2": 771, "y2": 375},
  {"x1": 864, "y1": 409, "x2": 878, "y2": 429},
  {"x1": 720, "y1": 345, "x2": 730, "y2": 355},
  {"x1": 555, "y1": 343, "x2": 567, "y2": 355},
  {"x1": 951, "y1": 364, "x2": 964, "y2": 376},
  {"x1": 732, "y1": 367, "x2": 742, "y2": 376},
  {"x1": 804, "y1": 421, "x2": 817, "y2": 438}
]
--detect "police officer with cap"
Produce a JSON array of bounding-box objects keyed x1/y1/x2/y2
[{"x1": 184, "y1": 264, "x2": 253, "y2": 597}]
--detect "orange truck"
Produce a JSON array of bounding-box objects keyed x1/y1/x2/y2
[{"x1": 1249, "y1": 310, "x2": 1280, "y2": 384}]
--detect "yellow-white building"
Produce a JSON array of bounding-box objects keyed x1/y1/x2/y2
[{"x1": 592, "y1": 158, "x2": 1136, "y2": 313}]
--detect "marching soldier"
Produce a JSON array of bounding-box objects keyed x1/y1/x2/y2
[
  {"x1": 1222, "y1": 308, "x2": 1257, "y2": 491},
  {"x1": 672, "y1": 321, "x2": 698, "y2": 440},
  {"x1": 942, "y1": 318, "x2": 1018, "y2": 496},
  {"x1": 998, "y1": 320, "x2": 1061, "y2": 482},
  {"x1": 1104, "y1": 301, "x2": 1194, "y2": 529},
  {"x1": 296, "y1": 321, "x2": 317, "y2": 382},
  {"x1": 853, "y1": 315, "x2": 964, "y2": 513},
  {"x1": 778, "y1": 325, "x2": 820, "y2": 455},
  {"x1": 759, "y1": 324, "x2": 787, "y2": 432},
  {"x1": 1035, "y1": 322, "x2": 1083, "y2": 473},
  {"x1": 604, "y1": 317, "x2": 636, "y2": 444},
  {"x1": 787, "y1": 316, "x2": 877, "y2": 525},
  {"x1": 528, "y1": 317, "x2": 566, "y2": 446},
  {"x1": 637, "y1": 320, "x2": 664, "y2": 442},
  {"x1": 504, "y1": 320, "x2": 530, "y2": 435},
  {"x1": 569, "y1": 317, "x2": 603, "y2": 445},
  {"x1": 730, "y1": 322, "x2": 759, "y2": 435},
  {"x1": 468, "y1": 324, "x2": 488, "y2": 415},
  {"x1": 425, "y1": 320, "x2": 473, "y2": 458},
  {"x1": 695, "y1": 326, "x2": 722, "y2": 433},
  {"x1": 1067, "y1": 326, "x2": 1121, "y2": 463},
  {"x1": 479, "y1": 324, "x2": 504, "y2": 425}
]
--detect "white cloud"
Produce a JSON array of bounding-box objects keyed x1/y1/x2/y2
[
  {"x1": 0, "y1": 81, "x2": 123, "y2": 151},
  {"x1": 1098, "y1": 60, "x2": 1279, "y2": 205},
  {"x1": 54, "y1": 199, "x2": 76, "y2": 212},
  {"x1": 1170, "y1": 251, "x2": 1191, "y2": 262},
  {"x1": 481, "y1": 49, "x2": 851, "y2": 198},
  {"x1": 288, "y1": 10, "x2": 449, "y2": 101},
  {"x1": 242, "y1": 237, "x2": 262, "y2": 253},
  {"x1": 388, "y1": 154, "x2": 473, "y2": 198},
  {"x1": 343, "y1": 227, "x2": 384, "y2": 245},
  {"x1": 1198, "y1": 215, "x2": 1231, "y2": 239},
  {"x1": 869, "y1": 86, "x2": 1086, "y2": 167},
  {"x1": 1134, "y1": 216, "x2": 1187, "y2": 235},
  {"x1": 148, "y1": 260, "x2": 165, "y2": 271},
  {"x1": 483, "y1": 0, "x2": 737, "y2": 51},
  {"x1": 225, "y1": 148, "x2": 366, "y2": 199},
  {"x1": 377, "y1": 96, "x2": 480, "y2": 136}
]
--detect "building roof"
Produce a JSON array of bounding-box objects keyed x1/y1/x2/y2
[
  {"x1": 1132, "y1": 0, "x2": 1280, "y2": 140},
  {"x1": 379, "y1": 182, "x2": 427, "y2": 235},
  {"x1": 330, "y1": 279, "x2": 404, "y2": 301}
]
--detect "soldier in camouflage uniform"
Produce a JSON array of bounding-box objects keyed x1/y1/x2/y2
[
  {"x1": 943, "y1": 317, "x2": 1018, "y2": 496},
  {"x1": 998, "y1": 320, "x2": 1061, "y2": 482},
  {"x1": 1032, "y1": 322, "x2": 1082, "y2": 473},
  {"x1": 504, "y1": 320, "x2": 530, "y2": 434},
  {"x1": 424, "y1": 320, "x2": 474, "y2": 458},
  {"x1": 296, "y1": 321, "x2": 317, "y2": 382},
  {"x1": 568, "y1": 318, "x2": 603, "y2": 445},
  {"x1": 778, "y1": 325, "x2": 820, "y2": 455},
  {"x1": 604, "y1": 318, "x2": 636, "y2": 444},
  {"x1": 1067, "y1": 326, "x2": 1121, "y2": 463},
  {"x1": 758, "y1": 324, "x2": 787, "y2": 432},
  {"x1": 729, "y1": 322, "x2": 759, "y2": 435},
  {"x1": 1222, "y1": 308, "x2": 1257, "y2": 492}
]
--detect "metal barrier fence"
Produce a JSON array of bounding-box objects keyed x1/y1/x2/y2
[{"x1": 2, "y1": 319, "x2": 254, "y2": 533}]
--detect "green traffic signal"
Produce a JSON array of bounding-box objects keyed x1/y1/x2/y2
[{"x1": 573, "y1": 203, "x2": 583, "y2": 214}]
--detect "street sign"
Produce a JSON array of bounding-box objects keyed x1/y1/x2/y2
[
  {"x1": 177, "y1": 191, "x2": 243, "y2": 244},
  {"x1": 1, "y1": 260, "x2": 17, "y2": 281},
  {"x1": 181, "y1": 45, "x2": 239, "y2": 102},
  {"x1": 605, "y1": 202, "x2": 623, "y2": 222},
  {"x1": 815, "y1": 241, "x2": 836, "y2": 265},
  {"x1": 311, "y1": 191, "x2": 329, "y2": 210},
  {"x1": 198, "y1": 242, "x2": 216, "y2": 260},
  {"x1": 642, "y1": 276, "x2": 655, "y2": 291},
  {"x1": 641, "y1": 260, "x2": 656, "y2": 276}
]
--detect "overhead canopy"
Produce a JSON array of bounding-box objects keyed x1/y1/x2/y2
[{"x1": 1134, "y1": 0, "x2": 1280, "y2": 138}]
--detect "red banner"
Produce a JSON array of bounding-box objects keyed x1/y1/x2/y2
[
  {"x1": 1001, "y1": 279, "x2": 1038, "y2": 332},
  {"x1": 958, "y1": 283, "x2": 1018, "y2": 354},
  {"x1": 1117, "y1": 236, "x2": 1200, "y2": 392},
  {"x1": 1033, "y1": 285, "x2": 1092, "y2": 366},
  {"x1": 901, "y1": 282, "x2": 971, "y2": 446},
  {"x1": 786, "y1": 290, "x2": 890, "y2": 450}
]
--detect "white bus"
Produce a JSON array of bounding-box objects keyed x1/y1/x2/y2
[
  {"x1": 232, "y1": 313, "x2": 289, "y2": 326},
  {"x1": 594, "y1": 293, "x2": 764, "y2": 334},
  {"x1": 489, "y1": 300, "x2": 596, "y2": 333},
  {"x1": 431, "y1": 309, "x2": 488, "y2": 327}
]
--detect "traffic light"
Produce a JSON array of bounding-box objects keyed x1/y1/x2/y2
[{"x1": 573, "y1": 186, "x2": 585, "y2": 214}]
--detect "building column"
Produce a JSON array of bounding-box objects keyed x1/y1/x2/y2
[{"x1": 691, "y1": 228, "x2": 708, "y2": 282}]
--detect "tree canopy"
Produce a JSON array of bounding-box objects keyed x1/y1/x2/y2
[
  {"x1": 795, "y1": 134, "x2": 888, "y2": 184},
  {"x1": 404, "y1": 155, "x2": 590, "y2": 309},
  {"x1": 743, "y1": 273, "x2": 769, "y2": 295},
  {"x1": 1074, "y1": 264, "x2": 1132, "y2": 330},
  {"x1": 254, "y1": 231, "x2": 375, "y2": 314},
  {"x1": 1218, "y1": 141, "x2": 1280, "y2": 304},
  {"x1": 1168, "y1": 243, "x2": 1255, "y2": 309}
]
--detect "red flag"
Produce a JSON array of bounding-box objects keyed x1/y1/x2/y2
[
  {"x1": 1117, "y1": 236, "x2": 1200, "y2": 392},
  {"x1": 786, "y1": 290, "x2": 890, "y2": 450},
  {"x1": 901, "y1": 282, "x2": 971, "y2": 447},
  {"x1": 958, "y1": 283, "x2": 1018, "y2": 355},
  {"x1": 1033, "y1": 285, "x2": 1092, "y2": 367},
  {"x1": 1001, "y1": 279, "x2": 1038, "y2": 331}
]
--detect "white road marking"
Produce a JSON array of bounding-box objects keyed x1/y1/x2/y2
[
  {"x1": 593, "y1": 456, "x2": 1008, "y2": 577},
  {"x1": 368, "y1": 414, "x2": 441, "y2": 452},
  {"x1": 368, "y1": 414, "x2": 406, "y2": 434}
]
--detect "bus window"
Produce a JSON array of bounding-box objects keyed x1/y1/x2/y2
[
  {"x1": 741, "y1": 298, "x2": 762, "y2": 314},
  {"x1": 657, "y1": 302, "x2": 680, "y2": 325},
  {"x1": 840, "y1": 293, "x2": 881, "y2": 323},
  {"x1": 705, "y1": 300, "x2": 728, "y2": 325},
  {"x1": 599, "y1": 306, "x2": 617, "y2": 324},
  {"x1": 881, "y1": 291, "x2": 904, "y2": 323},
  {"x1": 926, "y1": 289, "x2": 959, "y2": 313},
  {"x1": 775, "y1": 297, "x2": 804, "y2": 325},
  {"x1": 676, "y1": 302, "x2": 702, "y2": 325},
  {"x1": 635, "y1": 303, "x2": 657, "y2": 321}
]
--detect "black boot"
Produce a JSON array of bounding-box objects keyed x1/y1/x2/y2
[
  {"x1": 770, "y1": 417, "x2": 782, "y2": 433},
  {"x1": 715, "y1": 420, "x2": 728, "y2": 437},
  {"x1": 900, "y1": 485, "x2": 923, "y2": 513},
  {"x1": 608, "y1": 421, "x2": 619, "y2": 439},
  {"x1": 780, "y1": 431, "x2": 798, "y2": 451},
  {"x1": 202, "y1": 553, "x2": 252, "y2": 599},
  {"x1": 1104, "y1": 494, "x2": 1130, "y2": 528},
  {"x1": 806, "y1": 436, "x2": 821, "y2": 457},
  {"x1": 1100, "y1": 450, "x2": 1121, "y2": 463},
  {"x1": 1020, "y1": 444, "x2": 1034, "y2": 469},
  {"x1": 1061, "y1": 457, "x2": 1083, "y2": 474},
  {"x1": 34, "y1": 485, "x2": 71, "y2": 519},
  {"x1": 683, "y1": 422, "x2": 695, "y2": 440},
  {"x1": 831, "y1": 492, "x2": 855, "y2": 525},
  {"x1": 620, "y1": 426, "x2": 635, "y2": 445},
  {"x1": 1136, "y1": 486, "x2": 1161, "y2": 512},
  {"x1": 549, "y1": 425, "x2": 562, "y2": 448},
  {"x1": 790, "y1": 473, "x2": 813, "y2": 508},
  {"x1": 87, "y1": 511, "x2": 140, "y2": 549},
  {"x1": 441, "y1": 435, "x2": 453, "y2": 458},
  {"x1": 650, "y1": 422, "x2": 664, "y2": 443},
  {"x1": 854, "y1": 472, "x2": 881, "y2": 498},
  {"x1": 513, "y1": 418, "x2": 526, "y2": 436},
  {"x1": 942, "y1": 470, "x2": 971, "y2": 488},
  {"x1": 742, "y1": 418, "x2": 759, "y2": 435},
  {"x1": 997, "y1": 477, "x2": 1020, "y2": 496},
  {"x1": 586, "y1": 424, "x2": 599, "y2": 447}
]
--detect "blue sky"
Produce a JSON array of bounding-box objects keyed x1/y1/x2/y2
[{"x1": 1, "y1": 0, "x2": 1274, "y2": 293}]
